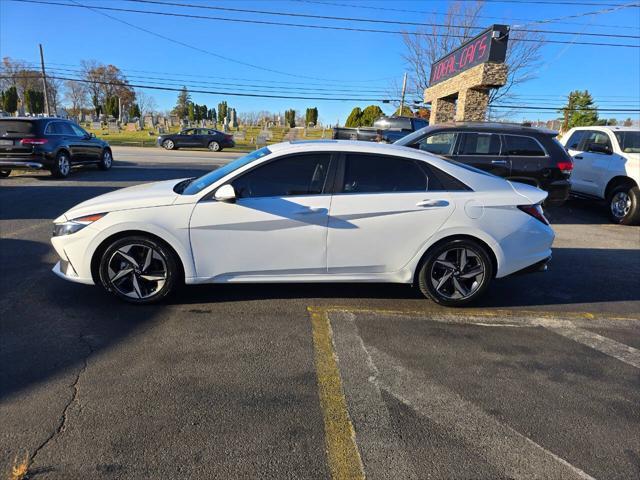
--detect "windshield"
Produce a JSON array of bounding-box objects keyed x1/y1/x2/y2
[
  {"x1": 614, "y1": 131, "x2": 640, "y2": 153},
  {"x1": 181, "y1": 147, "x2": 272, "y2": 195}
]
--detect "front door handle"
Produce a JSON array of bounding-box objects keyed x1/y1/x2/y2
[
  {"x1": 491, "y1": 160, "x2": 508, "y2": 165},
  {"x1": 416, "y1": 199, "x2": 449, "y2": 207}
]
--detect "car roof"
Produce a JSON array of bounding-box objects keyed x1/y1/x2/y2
[
  {"x1": 568, "y1": 125, "x2": 638, "y2": 132},
  {"x1": 419, "y1": 122, "x2": 558, "y2": 136}
]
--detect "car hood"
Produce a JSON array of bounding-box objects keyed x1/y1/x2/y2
[{"x1": 59, "y1": 179, "x2": 186, "y2": 221}]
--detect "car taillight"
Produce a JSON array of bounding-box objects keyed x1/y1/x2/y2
[
  {"x1": 557, "y1": 160, "x2": 573, "y2": 174},
  {"x1": 518, "y1": 204, "x2": 549, "y2": 225},
  {"x1": 20, "y1": 138, "x2": 48, "y2": 145}
]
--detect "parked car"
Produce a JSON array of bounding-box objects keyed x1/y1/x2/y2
[
  {"x1": 0, "y1": 118, "x2": 112, "y2": 178},
  {"x1": 560, "y1": 126, "x2": 640, "y2": 225},
  {"x1": 395, "y1": 122, "x2": 573, "y2": 207},
  {"x1": 51, "y1": 140, "x2": 553, "y2": 307},
  {"x1": 158, "y1": 128, "x2": 235, "y2": 151},
  {"x1": 332, "y1": 116, "x2": 428, "y2": 143}
]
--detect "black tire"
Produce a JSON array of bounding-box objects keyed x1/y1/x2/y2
[
  {"x1": 51, "y1": 151, "x2": 71, "y2": 178},
  {"x1": 162, "y1": 139, "x2": 176, "y2": 150},
  {"x1": 98, "y1": 235, "x2": 180, "y2": 304},
  {"x1": 0, "y1": 170, "x2": 11, "y2": 178},
  {"x1": 608, "y1": 184, "x2": 640, "y2": 225},
  {"x1": 208, "y1": 141, "x2": 221, "y2": 152},
  {"x1": 98, "y1": 149, "x2": 113, "y2": 171},
  {"x1": 417, "y1": 238, "x2": 494, "y2": 307}
]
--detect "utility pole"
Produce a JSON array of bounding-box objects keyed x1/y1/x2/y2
[
  {"x1": 39, "y1": 44, "x2": 51, "y2": 117},
  {"x1": 399, "y1": 72, "x2": 408, "y2": 116}
]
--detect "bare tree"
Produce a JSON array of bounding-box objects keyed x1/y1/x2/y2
[
  {"x1": 64, "y1": 80, "x2": 87, "y2": 117},
  {"x1": 399, "y1": 1, "x2": 542, "y2": 108},
  {"x1": 136, "y1": 90, "x2": 157, "y2": 118}
]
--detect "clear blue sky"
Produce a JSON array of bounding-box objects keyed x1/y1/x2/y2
[{"x1": 1, "y1": 0, "x2": 639, "y2": 124}]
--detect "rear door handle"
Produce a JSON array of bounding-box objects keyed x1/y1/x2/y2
[
  {"x1": 491, "y1": 160, "x2": 508, "y2": 165},
  {"x1": 575, "y1": 156, "x2": 583, "y2": 160},
  {"x1": 416, "y1": 199, "x2": 449, "y2": 207},
  {"x1": 295, "y1": 207, "x2": 327, "y2": 215}
]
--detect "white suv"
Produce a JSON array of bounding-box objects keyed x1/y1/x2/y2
[{"x1": 561, "y1": 126, "x2": 640, "y2": 225}]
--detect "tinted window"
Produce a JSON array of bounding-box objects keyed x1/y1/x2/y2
[
  {"x1": 415, "y1": 132, "x2": 458, "y2": 155},
  {"x1": 232, "y1": 154, "x2": 331, "y2": 198},
  {"x1": 46, "y1": 122, "x2": 74, "y2": 135},
  {"x1": 69, "y1": 123, "x2": 87, "y2": 137},
  {"x1": 458, "y1": 133, "x2": 501, "y2": 155},
  {"x1": 417, "y1": 162, "x2": 471, "y2": 191},
  {"x1": 565, "y1": 130, "x2": 585, "y2": 150},
  {"x1": 342, "y1": 154, "x2": 427, "y2": 193},
  {"x1": 413, "y1": 119, "x2": 428, "y2": 130},
  {"x1": 504, "y1": 135, "x2": 546, "y2": 156},
  {"x1": 0, "y1": 120, "x2": 34, "y2": 136},
  {"x1": 583, "y1": 130, "x2": 611, "y2": 150},
  {"x1": 615, "y1": 131, "x2": 640, "y2": 153}
]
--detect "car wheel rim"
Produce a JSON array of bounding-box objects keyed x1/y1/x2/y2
[
  {"x1": 210, "y1": 142, "x2": 219, "y2": 151},
  {"x1": 611, "y1": 192, "x2": 631, "y2": 219},
  {"x1": 107, "y1": 244, "x2": 167, "y2": 299},
  {"x1": 165, "y1": 140, "x2": 173, "y2": 149},
  {"x1": 103, "y1": 151, "x2": 112, "y2": 167},
  {"x1": 59, "y1": 155, "x2": 70, "y2": 176},
  {"x1": 430, "y1": 247, "x2": 485, "y2": 300}
]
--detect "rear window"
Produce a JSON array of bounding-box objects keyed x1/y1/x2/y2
[
  {"x1": 614, "y1": 131, "x2": 640, "y2": 153},
  {"x1": 0, "y1": 120, "x2": 34, "y2": 136}
]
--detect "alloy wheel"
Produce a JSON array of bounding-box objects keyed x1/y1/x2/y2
[
  {"x1": 103, "y1": 151, "x2": 112, "y2": 168},
  {"x1": 429, "y1": 247, "x2": 485, "y2": 300},
  {"x1": 164, "y1": 140, "x2": 174, "y2": 150},
  {"x1": 611, "y1": 191, "x2": 631, "y2": 219},
  {"x1": 106, "y1": 243, "x2": 167, "y2": 299},
  {"x1": 58, "y1": 155, "x2": 70, "y2": 176}
]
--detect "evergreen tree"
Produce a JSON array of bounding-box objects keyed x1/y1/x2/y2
[
  {"x1": 393, "y1": 106, "x2": 413, "y2": 116},
  {"x1": 345, "y1": 107, "x2": 362, "y2": 127},
  {"x1": 105, "y1": 96, "x2": 119, "y2": 118},
  {"x1": 305, "y1": 107, "x2": 318, "y2": 126},
  {"x1": 188, "y1": 102, "x2": 195, "y2": 122},
  {"x1": 285, "y1": 109, "x2": 296, "y2": 128},
  {"x1": 128, "y1": 103, "x2": 141, "y2": 118},
  {"x1": 25, "y1": 89, "x2": 45, "y2": 114},
  {"x1": 218, "y1": 101, "x2": 228, "y2": 122},
  {"x1": 360, "y1": 105, "x2": 384, "y2": 126},
  {"x1": 173, "y1": 86, "x2": 191, "y2": 119},
  {"x1": 561, "y1": 90, "x2": 598, "y2": 130},
  {"x1": 209, "y1": 108, "x2": 217, "y2": 123},
  {"x1": 3, "y1": 86, "x2": 18, "y2": 114},
  {"x1": 201, "y1": 104, "x2": 208, "y2": 122}
]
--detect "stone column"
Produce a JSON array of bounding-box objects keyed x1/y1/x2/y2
[
  {"x1": 456, "y1": 88, "x2": 489, "y2": 122},
  {"x1": 431, "y1": 96, "x2": 456, "y2": 124}
]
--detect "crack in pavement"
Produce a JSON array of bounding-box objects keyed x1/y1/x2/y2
[{"x1": 28, "y1": 334, "x2": 95, "y2": 473}]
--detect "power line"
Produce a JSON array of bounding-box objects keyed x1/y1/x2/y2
[
  {"x1": 11, "y1": 0, "x2": 640, "y2": 48},
  {"x1": 123, "y1": 0, "x2": 640, "y2": 39},
  {"x1": 458, "y1": 0, "x2": 635, "y2": 6},
  {"x1": 290, "y1": 0, "x2": 640, "y2": 30}
]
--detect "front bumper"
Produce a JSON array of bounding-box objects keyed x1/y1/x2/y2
[{"x1": 52, "y1": 260, "x2": 95, "y2": 285}]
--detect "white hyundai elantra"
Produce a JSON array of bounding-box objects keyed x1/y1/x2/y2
[{"x1": 51, "y1": 140, "x2": 554, "y2": 306}]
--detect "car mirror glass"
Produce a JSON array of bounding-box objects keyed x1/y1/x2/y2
[{"x1": 214, "y1": 184, "x2": 236, "y2": 202}]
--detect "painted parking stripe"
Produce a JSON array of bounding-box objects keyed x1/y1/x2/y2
[
  {"x1": 539, "y1": 320, "x2": 640, "y2": 369},
  {"x1": 308, "y1": 307, "x2": 365, "y2": 480}
]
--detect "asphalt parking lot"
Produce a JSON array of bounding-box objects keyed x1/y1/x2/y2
[{"x1": 1, "y1": 147, "x2": 638, "y2": 479}]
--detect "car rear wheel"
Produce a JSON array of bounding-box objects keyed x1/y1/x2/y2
[
  {"x1": 208, "y1": 141, "x2": 221, "y2": 152},
  {"x1": 98, "y1": 149, "x2": 113, "y2": 171},
  {"x1": 51, "y1": 151, "x2": 71, "y2": 178},
  {"x1": 0, "y1": 170, "x2": 11, "y2": 178},
  {"x1": 162, "y1": 139, "x2": 175, "y2": 150},
  {"x1": 608, "y1": 184, "x2": 640, "y2": 225},
  {"x1": 417, "y1": 239, "x2": 493, "y2": 307},
  {"x1": 98, "y1": 236, "x2": 179, "y2": 304}
]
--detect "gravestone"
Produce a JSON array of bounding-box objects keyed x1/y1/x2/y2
[
  {"x1": 144, "y1": 115, "x2": 155, "y2": 128},
  {"x1": 157, "y1": 126, "x2": 165, "y2": 134},
  {"x1": 126, "y1": 123, "x2": 138, "y2": 132},
  {"x1": 234, "y1": 130, "x2": 246, "y2": 141},
  {"x1": 91, "y1": 121, "x2": 101, "y2": 130},
  {"x1": 108, "y1": 121, "x2": 119, "y2": 133}
]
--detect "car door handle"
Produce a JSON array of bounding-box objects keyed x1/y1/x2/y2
[
  {"x1": 575, "y1": 156, "x2": 583, "y2": 160},
  {"x1": 416, "y1": 199, "x2": 449, "y2": 207},
  {"x1": 491, "y1": 160, "x2": 508, "y2": 164},
  {"x1": 295, "y1": 207, "x2": 327, "y2": 215}
]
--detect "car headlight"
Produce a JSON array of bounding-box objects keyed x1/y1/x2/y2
[{"x1": 53, "y1": 213, "x2": 107, "y2": 237}]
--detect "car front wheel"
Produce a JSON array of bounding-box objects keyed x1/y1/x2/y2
[
  {"x1": 162, "y1": 139, "x2": 175, "y2": 150},
  {"x1": 98, "y1": 236, "x2": 179, "y2": 304},
  {"x1": 608, "y1": 184, "x2": 640, "y2": 225},
  {"x1": 98, "y1": 149, "x2": 113, "y2": 170},
  {"x1": 417, "y1": 239, "x2": 493, "y2": 307}
]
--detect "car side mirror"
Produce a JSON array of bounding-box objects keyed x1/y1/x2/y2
[
  {"x1": 90, "y1": 132, "x2": 96, "y2": 138},
  {"x1": 587, "y1": 143, "x2": 611, "y2": 155},
  {"x1": 214, "y1": 184, "x2": 236, "y2": 203}
]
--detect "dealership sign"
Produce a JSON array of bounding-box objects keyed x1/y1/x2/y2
[{"x1": 429, "y1": 25, "x2": 509, "y2": 86}]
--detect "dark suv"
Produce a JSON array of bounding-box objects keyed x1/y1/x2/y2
[
  {"x1": 394, "y1": 123, "x2": 573, "y2": 206},
  {"x1": 0, "y1": 118, "x2": 113, "y2": 178}
]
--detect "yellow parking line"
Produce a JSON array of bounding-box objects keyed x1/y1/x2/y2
[{"x1": 308, "y1": 306, "x2": 365, "y2": 480}]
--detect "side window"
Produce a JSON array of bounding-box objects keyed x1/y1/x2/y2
[
  {"x1": 458, "y1": 133, "x2": 501, "y2": 156},
  {"x1": 582, "y1": 131, "x2": 611, "y2": 150},
  {"x1": 418, "y1": 162, "x2": 471, "y2": 191},
  {"x1": 565, "y1": 131, "x2": 585, "y2": 151},
  {"x1": 232, "y1": 154, "x2": 331, "y2": 198},
  {"x1": 415, "y1": 132, "x2": 458, "y2": 155},
  {"x1": 504, "y1": 135, "x2": 546, "y2": 156},
  {"x1": 342, "y1": 154, "x2": 428, "y2": 193},
  {"x1": 44, "y1": 122, "x2": 59, "y2": 134},
  {"x1": 69, "y1": 124, "x2": 87, "y2": 137}
]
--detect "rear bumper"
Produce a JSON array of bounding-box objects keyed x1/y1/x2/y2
[
  {"x1": 507, "y1": 256, "x2": 551, "y2": 276},
  {"x1": 0, "y1": 160, "x2": 45, "y2": 170},
  {"x1": 222, "y1": 140, "x2": 235, "y2": 148},
  {"x1": 542, "y1": 179, "x2": 571, "y2": 206}
]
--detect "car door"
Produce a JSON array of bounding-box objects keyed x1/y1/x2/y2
[
  {"x1": 326, "y1": 153, "x2": 455, "y2": 274},
  {"x1": 453, "y1": 132, "x2": 509, "y2": 177},
  {"x1": 503, "y1": 134, "x2": 547, "y2": 184},
  {"x1": 193, "y1": 128, "x2": 208, "y2": 147},
  {"x1": 571, "y1": 130, "x2": 613, "y2": 196},
  {"x1": 189, "y1": 152, "x2": 335, "y2": 280},
  {"x1": 69, "y1": 123, "x2": 101, "y2": 162},
  {"x1": 175, "y1": 129, "x2": 195, "y2": 147},
  {"x1": 51, "y1": 121, "x2": 86, "y2": 162}
]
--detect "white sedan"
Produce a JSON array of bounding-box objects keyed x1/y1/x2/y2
[{"x1": 51, "y1": 141, "x2": 554, "y2": 307}]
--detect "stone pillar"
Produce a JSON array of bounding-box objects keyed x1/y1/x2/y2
[
  {"x1": 456, "y1": 88, "x2": 489, "y2": 122},
  {"x1": 431, "y1": 96, "x2": 457, "y2": 124}
]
